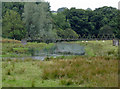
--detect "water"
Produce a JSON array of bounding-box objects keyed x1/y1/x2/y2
[
  {"x1": 29, "y1": 54, "x2": 63, "y2": 60},
  {"x1": 3, "y1": 43, "x2": 85, "y2": 60},
  {"x1": 3, "y1": 54, "x2": 63, "y2": 61},
  {"x1": 29, "y1": 43, "x2": 85, "y2": 60},
  {"x1": 54, "y1": 43, "x2": 85, "y2": 55},
  {"x1": 32, "y1": 43, "x2": 85, "y2": 55}
]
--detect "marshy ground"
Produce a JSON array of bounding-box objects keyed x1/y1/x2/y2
[{"x1": 1, "y1": 39, "x2": 119, "y2": 87}]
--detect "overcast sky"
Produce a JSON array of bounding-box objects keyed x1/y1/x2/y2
[{"x1": 45, "y1": 0, "x2": 119, "y2": 11}]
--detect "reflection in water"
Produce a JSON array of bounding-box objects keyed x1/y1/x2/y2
[
  {"x1": 32, "y1": 43, "x2": 85, "y2": 56},
  {"x1": 4, "y1": 43, "x2": 85, "y2": 60}
]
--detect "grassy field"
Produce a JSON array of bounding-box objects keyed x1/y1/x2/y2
[
  {"x1": 2, "y1": 39, "x2": 118, "y2": 58},
  {"x1": 2, "y1": 38, "x2": 54, "y2": 57},
  {"x1": 2, "y1": 56, "x2": 118, "y2": 87},
  {"x1": 2, "y1": 39, "x2": 119, "y2": 87}
]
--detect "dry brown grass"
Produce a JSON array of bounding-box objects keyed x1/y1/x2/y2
[
  {"x1": 1, "y1": 38, "x2": 21, "y2": 43},
  {"x1": 41, "y1": 56, "x2": 118, "y2": 87}
]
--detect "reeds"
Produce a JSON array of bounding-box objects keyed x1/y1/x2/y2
[{"x1": 41, "y1": 56, "x2": 118, "y2": 86}]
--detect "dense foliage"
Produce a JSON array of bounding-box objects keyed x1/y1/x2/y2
[
  {"x1": 2, "y1": 10, "x2": 26, "y2": 40},
  {"x1": 2, "y1": 2, "x2": 120, "y2": 42},
  {"x1": 65, "y1": 7, "x2": 118, "y2": 37},
  {"x1": 23, "y1": 2, "x2": 57, "y2": 43}
]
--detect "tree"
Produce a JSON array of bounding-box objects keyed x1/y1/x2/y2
[
  {"x1": 2, "y1": 10, "x2": 26, "y2": 40},
  {"x1": 0, "y1": 2, "x2": 2, "y2": 37},
  {"x1": 64, "y1": 28, "x2": 79, "y2": 39},
  {"x1": 67, "y1": 8, "x2": 94, "y2": 36},
  {"x1": 93, "y1": 6, "x2": 118, "y2": 36},
  {"x1": 65, "y1": 6, "x2": 118, "y2": 37},
  {"x1": 57, "y1": 7, "x2": 68, "y2": 13},
  {"x1": 23, "y1": 2, "x2": 57, "y2": 43},
  {"x1": 52, "y1": 11, "x2": 70, "y2": 30},
  {"x1": 117, "y1": 10, "x2": 120, "y2": 39},
  {"x1": 2, "y1": 2, "x2": 24, "y2": 17},
  {"x1": 99, "y1": 25, "x2": 113, "y2": 35},
  {"x1": 52, "y1": 8, "x2": 79, "y2": 39},
  {"x1": 56, "y1": 28, "x2": 78, "y2": 39}
]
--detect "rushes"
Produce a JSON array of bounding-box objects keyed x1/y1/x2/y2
[
  {"x1": 2, "y1": 56, "x2": 118, "y2": 87},
  {"x1": 41, "y1": 57, "x2": 118, "y2": 86},
  {"x1": 3, "y1": 60, "x2": 26, "y2": 77},
  {"x1": 14, "y1": 67, "x2": 26, "y2": 74}
]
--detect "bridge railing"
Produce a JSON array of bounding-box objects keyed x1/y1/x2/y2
[{"x1": 23, "y1": 34, "x2": 117, "y2": 43}]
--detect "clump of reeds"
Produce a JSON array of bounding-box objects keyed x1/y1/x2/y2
[{"x1": 41, "y1": 56, "x2": 118, "y2": 86}]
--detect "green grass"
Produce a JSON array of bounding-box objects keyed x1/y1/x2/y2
[
  {"x1": 76, "y1": 40, "x2": 118, "y2": 57},
  {"x1": 2, "y1": 42, "x2": 54, "y2": 57},
  {"x1": 2, "y1": 56, "x2": 118, "y2": 87},
  {"x1": 2, "y1": 59, "x2": 68, "y2": 87},
  {"x1": 0, "y1": 60, "x2": 1, "y2": 89},
  {"x1": 2, "y1": 39, "x2": 119, "y2": 87},
  {"x1": 2, "y1": 40, "x2": 118, "y2": 58}
]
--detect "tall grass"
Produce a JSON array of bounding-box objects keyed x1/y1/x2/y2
[
  {"x1": 2, "y1": 40, "x2": 119, "y2": 87},
  {"x1": 2, "y1": 41, "x2": 54, "y2": 57},
  {"x1": 2, "y1": 56, "x2": 118, "y2": 87},
  {"x1": 41, "y1": 56, "x2": 118, "y2": 87}
]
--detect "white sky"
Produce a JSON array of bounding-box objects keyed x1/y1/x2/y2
[{"x1": 45, "y1": 0, "x2": 119, "y2": 11}]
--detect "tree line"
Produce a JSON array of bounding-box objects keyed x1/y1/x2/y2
[{"x1": 2, "y1": 1, "x2": 120, "y2": 43}]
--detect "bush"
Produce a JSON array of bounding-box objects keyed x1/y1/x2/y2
[{"x1": 56, "y1": 28, "x2": 79, "y2": 39}]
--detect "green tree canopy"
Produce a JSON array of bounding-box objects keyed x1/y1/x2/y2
[
  {"x1": 2, "y1": 10, "x2": 26, "y2": 40},
  {"x1": 23, "y1": 2, "x2": 57, "y2": 43}
]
